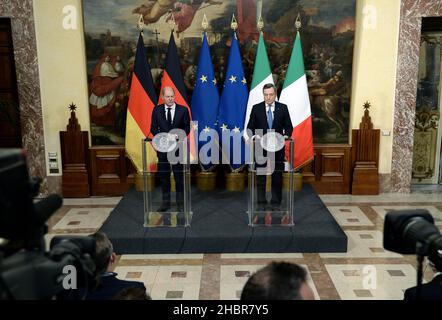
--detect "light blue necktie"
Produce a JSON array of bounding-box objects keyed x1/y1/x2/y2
[{"x1": 267, "y1": 105, "x2": 273, "y2": 129}]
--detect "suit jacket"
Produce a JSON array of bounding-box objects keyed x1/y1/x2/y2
[
  {"x1": 150, "y1": 103, "x2": 190, "y2": 136},
  {"x1": 246, "y1": 101, "x2": 293, "y2": 139},
  {"x1": 86, "y1": 272, "x2": 146, "y2": 300},
  {"x1": 404, "y1": 274, "x2": 442, "y2": 300},
  {"x1": 57, "y1": 272, "x2": 146, "y2": 300}
]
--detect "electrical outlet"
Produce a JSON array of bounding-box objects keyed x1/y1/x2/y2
[{"x1": 48, "y1": 152, "x2": 59, "y2": 174}]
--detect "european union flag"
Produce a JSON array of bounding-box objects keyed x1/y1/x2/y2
[
  {"x1": 217, "y1": 31, "x2": 249, "y2": 171},
  {"x1": 191, "y1": 32, "x2": 220, "y2": 171}
]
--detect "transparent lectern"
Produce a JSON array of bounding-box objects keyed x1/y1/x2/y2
[
  {"x1": 142, "y1": 137, "x2": 192, "y2": 227},
  {"x1": 248, "y1": 134, "x2": 295, "y2": 227}
]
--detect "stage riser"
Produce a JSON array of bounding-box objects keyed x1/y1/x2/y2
[{"x1": 100, "y1": 184, "x2": 347, "y2": 254}]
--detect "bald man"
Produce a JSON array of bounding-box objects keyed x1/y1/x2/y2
[{"x1": 150, "y1": 86, "x2": 190, "y2": 224}]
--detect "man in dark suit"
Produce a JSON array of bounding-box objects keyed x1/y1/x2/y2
[
  {"x1": 86, "y1": 232, "x2": 145, "y2": 300},
  {"x1": 150, "y1": 86, "x2": 190, "y2": 220},
  {"x1": 57, "y1": 232, "x2": 145, "y2": 300},
  {"x1": 246, "y1": 83, "x2": 293, "y2": 211},
  {"x1": 404, "y1": 256, "x2": 442, "y2": 300}
]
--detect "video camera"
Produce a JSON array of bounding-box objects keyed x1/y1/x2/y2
[
  {"x1": 383, "y1": 209, "x2": 442, "y2": 299},
  {"x1": 0, "y1": 149, "x2": 98, "y2": 299}
]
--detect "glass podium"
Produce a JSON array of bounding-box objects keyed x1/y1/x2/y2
[
  {"x1": 248, "y1": 136, "x2": 295, "y2": 227},
  {"x1": 142, "y1": 138, "x2": 192, "y2": 227}
]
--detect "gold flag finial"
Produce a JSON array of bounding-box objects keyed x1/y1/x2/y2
[
  {"x1": 231, "y1": 13, "x2": 238, "y2": 31},
  {"x1": 295, "y1": 13, "x2": 302, "y2": 31},
  {"x1": 257, "y1": 15, "x2": 264, "y2": 32},
  {"x1": 168, "y1": 9, "x2": 176, "y2": 31},
  {"x1": 202, "y1": 13, "x2": 209, "y2": 31},
  {"x1": 137, "y1": 14, "x2": 145, "y2": 31}
]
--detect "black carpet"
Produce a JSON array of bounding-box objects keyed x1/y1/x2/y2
[{"x1": 100, "y1": 184, "x2": 347, "y2": 254}]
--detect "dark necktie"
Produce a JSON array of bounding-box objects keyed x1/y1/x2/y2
[{"x1": 167, "y1": 107, "x2": 172, "y2": 125}]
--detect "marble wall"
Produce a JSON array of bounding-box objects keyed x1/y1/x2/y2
[
  {"x1": 0, "y1": 0, "x2": 48, "y2": 194},
  {"x1": 392, "y1": 0, "x2": 442, "y2": 192}
]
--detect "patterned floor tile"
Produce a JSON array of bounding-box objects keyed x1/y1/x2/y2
[
  {"x1": 328, "y1": 206, "x2": 374, "y2": 226},
  {"x1": 325, "y1": 264, "x2": 418, "y2": 299},
  {"x1": 372, "y1": 205, "x2": 442, "y2": 225},
  {"x1": 320, "y1": 193, "x2": 442, "y2": 203},
  {"x1": 150, "y1": 283, "x2": 200, "y2": 300},
  {"x1": 51, "y1": 207, "x2": 112, "y2": 230},
  {"x1": 221, "y1": 253, "x2": 303, "y2": 259},
  {"x1": 154, "y1": 266, "x2": 202, "y2": 284},
  {"x1": 113, "y1": 266, "x2": 159, "y2": 285},
  {"x1": 319, "y1": 230, "x2": 402, "y2": 258},
  {"x1": 120, "y1": 254, "x2": 204, "y2": 260}
]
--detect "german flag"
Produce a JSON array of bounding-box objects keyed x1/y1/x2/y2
[
  {"x1": 125, "y1": 32, "x2": 158, "y2": 172},
  {"x1": 159, "y1": 31, "x2": 196, "y2": 161}
]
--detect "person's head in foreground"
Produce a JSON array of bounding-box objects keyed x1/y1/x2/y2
[{"x1": 241, "y1": 262, "x2": 315, "y2": 300}]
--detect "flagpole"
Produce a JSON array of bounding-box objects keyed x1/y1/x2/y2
[
  {"x1": 295, "y1": 13, "x2": 302, "y2": 31},
  {"x1": 137, "y1": 14, "x2": 145, "y2": 37},
  {"x1": 257, "y1": 14, "x2": 264, "y2": 34},
  {"x1": 231, "y1": 13, "x2": 238, "y2": 40}
]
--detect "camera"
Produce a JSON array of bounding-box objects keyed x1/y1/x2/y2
[
  {"x1": 383, "y1": 209, "x2": 442, "y2": 299},
  {"x1": 0, "y1": 149, "x2": 98, "y2": 299},
  {"x1": 384, "y1": 209, "x2": 442, "y2": 266}
]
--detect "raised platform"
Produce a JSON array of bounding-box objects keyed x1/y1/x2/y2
[{"x1": 100, "y1": 184, "x2": 347, "y2": 254}]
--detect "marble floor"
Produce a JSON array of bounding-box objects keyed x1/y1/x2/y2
[{"x1": 45, "y1": 193, "x2": 442, "y2": 300}]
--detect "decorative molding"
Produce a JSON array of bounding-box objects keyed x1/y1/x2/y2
[
  {"x1": 391, "y1": 0, "x2": 442, "y2": 193},
  {"x1": 412, "y1": 107, "x2": 439, "y2": 180}
]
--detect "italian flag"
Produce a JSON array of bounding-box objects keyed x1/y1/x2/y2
[
  {"x1": 279, "y1": 31, "x2": 314, "y2": 170},
  {"x1": 244, "y1": 31, "x2": 274, "y2": 131}
]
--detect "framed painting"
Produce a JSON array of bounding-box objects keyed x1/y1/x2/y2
[{"x1": 83, "y1": 0, "x2": 356, "y2": 145}]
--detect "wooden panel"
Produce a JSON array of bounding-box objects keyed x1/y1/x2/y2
[
  {"x1": 60, "y1": 131, "x2": 90, "y2": 197},
  {"x1": 321, "y1": 152, "x2": 344, "y2": 179},
  {"x1": 90, "y1": 146, "x2": 135, "y2": 196},
  {"x1": 96, "y1": 151, "x2": 122, "y2": 183},
  {"x1": 300, "y1": 152, "x2": 316, "y2": 182},
  {"x1": 301, "y1": 145, "x2": 351, "y2": 194},
  {"x1": 60, "y1": 109, "x2": 90, "y2": 198},
  {"x1": 350, "y1": 106, "x2": 380, "y2": 194}
]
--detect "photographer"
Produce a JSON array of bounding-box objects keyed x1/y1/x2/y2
[
  {"x1": 58, "y1": 232, "x2": 145, "y2": 300},
  {"x1": 1, "y1": 149, "x2": 96, "y2": 300},
  {"x1": 384, "y1": 209, "x2": 442, "y2": 301},
  {"x1": 404, "y1": 256, "x2": 442, "y2": 301}
]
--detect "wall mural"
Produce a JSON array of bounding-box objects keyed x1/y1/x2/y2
[{"x1": 83, "y1": 0, "x2": 355, "y2": 145}]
